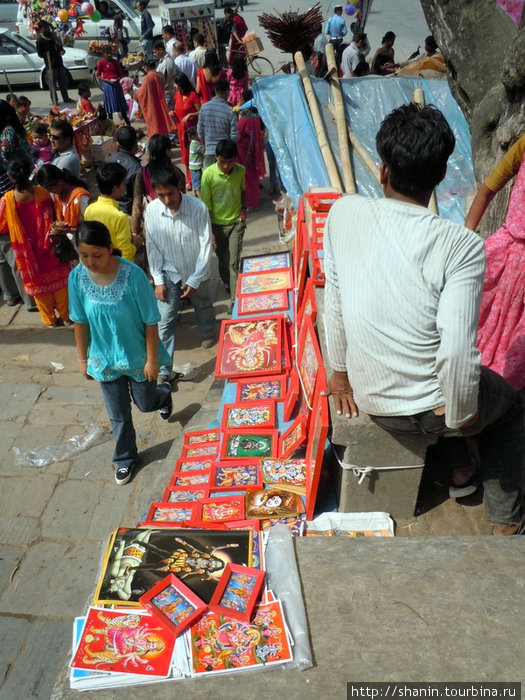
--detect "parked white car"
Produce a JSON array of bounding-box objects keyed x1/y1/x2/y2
[
  {"x1": 0, "y1": 27, "x2": 93, "y2": 89},
  {"x1": 16, "y1": 0, "x2": 162, "y2": 52}
]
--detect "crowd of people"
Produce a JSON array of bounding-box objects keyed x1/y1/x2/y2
[{"x1": 0, "y1": 7, "x2": 523, "y2": 514}]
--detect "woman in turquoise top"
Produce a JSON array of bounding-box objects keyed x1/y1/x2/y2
[{"x1": 69, "y1": 220, "x2": 172, "y2": 485}]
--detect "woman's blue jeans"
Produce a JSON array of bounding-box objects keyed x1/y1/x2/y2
[{"x1": 99, "y1": 376, "x2": 171, "y2": 469}]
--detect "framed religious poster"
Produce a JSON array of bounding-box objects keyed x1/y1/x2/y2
[
  {"x1": 140, "y1": 574, "x2": 207, "y2": 637},
  {"x1": 221, "y1": 400, "x2": 276, "y2": 430},
  {"x1": 215, "y1": 317, "x2": 283, "y2": 380},
  {"x1": 236, "y1": 374, "x2": 287, "y2": 403},
  {"x1": 220, "y1": 429, "x2": 278, "y2": 461}
]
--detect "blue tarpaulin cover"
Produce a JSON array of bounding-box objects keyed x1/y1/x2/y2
[{"x1": 252, "y1": 74, "x2": 474, "y2": 224}]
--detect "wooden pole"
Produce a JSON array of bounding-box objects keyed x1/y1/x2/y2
[
  {"x1": 46, "y1": 52, "x2": 58, "y2": 110},
  {"x1": 325, "y1": 102, "x2": 381, "y2": 184},
  {"x1": 325, "y1": 42, "x2": 355, "y2": 194},
  {"x1": 3, "y1": 69, "x2": 13, "y2": 96},
  {"x1": 413, "y1": 88, "x2": 438, "y2": 213},
  {"x1": 294, "y1": 50, "x2": 343, "y2": 193}
]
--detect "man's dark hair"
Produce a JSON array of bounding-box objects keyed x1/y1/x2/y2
[
  {"x1": 95, "y1": 161, "x2": 126, "y2": 195},
  {"x1": 51, "y1": 118, "x2": 74, "y2": 141},
  {"x1": 193, "y1": 32, "x2": 204, "y2": 46},
  {"x1": 216, "y1": 138, "x2": 237, "y2": 158},
  {"x1": 375, "y1": 103, "x2": 455, "y2": 196},
  {"x1": 151, "y1": 167, "x2": 181, "y2": 190},
  {"x1": 162, "y1": 24, "x2": 175, "y2": 36},
  {"x1": 152, "y1": 38, "x2": 165, "y2": 51},
  {"x1": 214, "y1": 79, "x2": 230, "y2": 95},
  {"x1": 114, "y1": 125, "x2": 137, "y2": 151},
  {"x1": 353, "y1": 32, "x2": 367, "y2": 43}
]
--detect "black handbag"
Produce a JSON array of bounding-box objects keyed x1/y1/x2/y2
[{"x1": 51, "y1": 234, "x2": 79, "y2": 264}]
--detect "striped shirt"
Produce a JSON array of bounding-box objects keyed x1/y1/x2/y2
[
  {"x1": 144, "y1": 194, "x2": 213, "y2": 289},
  {"x1": 324, "y1": 195, "x2": 485, "y2": 429},
  {"x1": 197, "y1": 97, "x2": 238, "y2": 156}
]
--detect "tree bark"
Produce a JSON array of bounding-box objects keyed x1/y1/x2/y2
[{"x1": 420, "y1": 0, "x2": 525, "y2": 236}]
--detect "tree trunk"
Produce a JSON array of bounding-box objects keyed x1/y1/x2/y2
[{"x1": 420, "y1": 0, "x2": 525, "y2": 237}]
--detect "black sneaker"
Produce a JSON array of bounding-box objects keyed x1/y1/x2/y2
[
  {"x1": 159, "y1": 382, "x2": 172, "y2": 421},
  {"x1": 115, "y1": 463, "x2": 134, "y2": 485}
]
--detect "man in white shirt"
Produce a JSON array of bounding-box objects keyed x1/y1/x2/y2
[
  {"x1": 341, "y1": 32, "x2": 367, "y2": 77},
  {"x1": 324, "y1": 103, "x2": 524, "y2": 535},
  {"x1": 189, "y1": 32, "x2": 206, "y2": 68},
  {"x1": 145, "y1": 168, "x2": 216, "y2": 383},
  {"x1": 173, "y1": 41, "x2": 198, "y2": 88}
]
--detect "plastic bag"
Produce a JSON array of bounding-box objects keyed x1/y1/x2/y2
[{"x1": 14, "y1": 423, "x2": 111, "y2": 468}]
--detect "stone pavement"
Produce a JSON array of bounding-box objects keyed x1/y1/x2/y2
[{"x1": 0, "y1": 179, "x2": 284, "y2": 699}]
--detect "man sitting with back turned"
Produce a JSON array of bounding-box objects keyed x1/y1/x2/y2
[{"x1": 323, "y1": 103, "x2": 524, "y2": 535}]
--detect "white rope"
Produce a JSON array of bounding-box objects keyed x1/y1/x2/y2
[{"x1": 332, "y1": 446, "x2": 424, "y2": 485}]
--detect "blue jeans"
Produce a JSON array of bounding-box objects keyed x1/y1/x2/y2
[
  {"x1": 157, "y1": 277, "x2": 216, "y2": 374},
  {"x1": 370, "y1": 366, "x2": 524, "y2": 526},
  {"x1": 99, "y1": 376, "x2": 171, "y2": 469},
  {"x1": 141, "y1": 39, "x2": 153, "y2": 59}
]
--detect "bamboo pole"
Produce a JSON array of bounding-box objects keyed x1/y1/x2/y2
[
  {"x1": 413, "y1": 88, "x2": 437, "y2": 213},
  {"x1": 326, "y1": 102, "x2": 381, "y2": 183},
  {"x1": 46, "y1": 52, "x2": 58, "y2": 110},
  {"x1": 3, "y1": 69, "x2": 13, "y2": 96},
  {"x1": 294, "y1": 50, "x2": 343, "y2": 193},
  {"x1": 325, "y1": 42, "x2": 355, "y2": 194}
]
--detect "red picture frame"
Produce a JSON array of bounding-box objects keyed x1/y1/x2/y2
[
  {"x1": 162, "y1": 484, "x2": 210, "y2": 503},
  {"x1": 208, "y1": 563, "x2": 265, "y2": 623},
  {"x1": 197, "y1": 495, "x2": 245, "y2": 523},
  {"x1": 294, "y1": 220, "x2": 309, "y2": 305},
  {"x1": 139, "y1": 574, "x2": 207, "y2": 637},
  {"x1": 297, "y1": 277, "x2": 317, "y2": 327},
  {"x1": 174, "y1": 457, "x2": 216, "y2": 473},
  {"x1": 261, "y1": 457, "x2": 307, "y2": 493},
  {"x1": 215, "y1": 316, "x2": 284, "y2": 380},
  {"x1": 145, "y1": 501, "x2": 198, "y2": 524},
  {"x1": 237, "y1": 289, "x2": 289, "y2": 316},
  {"x1": 221, "y1": 400, "x2": 276, "y2": 430},
  {"x1": 279, "y1": 416, "x2": 307, "y2": 458},
  {"x1": 283, "y1": 369, "x2": 300, "y2": 422},
  {"x1": 297, "y1": 315, "x2": 323, "y2": 410},
  {"x1": 211, "y1": 460, "x2": 262, "y2": 491},
  {"x1": 305, "y1": 369, "x2": 330, "y2": 521},
  {"x1": 169, "y1": 469, "x2": 212, "y2": 488},
  {"x1": 236, "y1": 374, "x2": 287, "y2": 403},
  {"x1": 220, "y1": 428, "x2": 278, "y2": 461},
  {"x1": 183, "y1": 429, "x2": 221, "y2": 446},
  {"x1": 237, "y1": 268, "x2": 293, "y2": 296},
  {"x1": 180, "y1": 443, "x2": 219, "y2": 459},
  {"x1": 241, "y1": 251, "x2": 292, "y2": 273}
]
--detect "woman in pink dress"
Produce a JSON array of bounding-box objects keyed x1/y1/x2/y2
[
  {"x1": 466, "y1": 133, "x2": 525, "y2": 390},
  {"x1": 173, "y1": 73, "x2": 200, "y2": 190},
  {"x1": 226, "y1": 56, "x2": 249, "y2": 107},
  {"x1": 136, "y1": 59, "x2": 176, "y2": 139}
]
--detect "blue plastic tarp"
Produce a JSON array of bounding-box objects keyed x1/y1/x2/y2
[{"x1": 252, "y1": 74, "x2": 474, "y2": 224}]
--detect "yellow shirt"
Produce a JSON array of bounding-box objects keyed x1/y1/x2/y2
[
  {"x1": 484, "y1": 133, "x2": 525, "y2": 193},
  {"x1": 84, "y1": 196, "x2": 136, "y2": 261}
]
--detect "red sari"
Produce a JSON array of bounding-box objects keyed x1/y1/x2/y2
[
  {"x1": 195, "y1": 67, "x2": 227, "y2": 104},
  {"x1": 0, "y1": 187, "x2": 69, "y2": 296},
  {"x1": 236, "y1": 114, "x2": 266, "y2": 209},
  {"x1": 137, "y1": 71, "x2": 176, "y2": 139},
  {"x1": 174, "y1": 90, "x2": 200, "y2": 189}
]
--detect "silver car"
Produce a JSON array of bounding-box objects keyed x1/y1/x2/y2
[{"x1": 0, "y1": 27, "x2": 93, "y2": 88}]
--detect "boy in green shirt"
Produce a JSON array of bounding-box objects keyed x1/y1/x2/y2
[{"x1": 200, "y1": 139, "x2": 246, "y2": 311}]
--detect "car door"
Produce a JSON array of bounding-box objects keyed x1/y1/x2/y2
[{"x1": 0, "y1": 32, "x2": 38, "y2": 86}]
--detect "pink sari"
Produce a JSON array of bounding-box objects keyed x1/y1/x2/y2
[
  {"x1": 476, "y1": 153, "x2": 525, "y2": 389},
  {"x1": 236, "y1": 115, "x2": 265, "y2": 209}
]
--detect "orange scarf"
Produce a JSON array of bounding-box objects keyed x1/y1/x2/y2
[{"x1": 55, "y1": 186, "x2": 91, "y2": 227}]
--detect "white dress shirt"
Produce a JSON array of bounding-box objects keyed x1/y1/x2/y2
[{"x1": 145, "y1": 194, "x2": 213, "y2": 290}]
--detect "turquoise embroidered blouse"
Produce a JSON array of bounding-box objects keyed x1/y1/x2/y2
[{"x1": 68, "y1": 257, "x2": 170, "y2": 382}]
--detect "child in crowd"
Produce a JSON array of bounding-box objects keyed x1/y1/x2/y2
[
  {"x1": 5, "y1": 94, "x2": 18, "y2": 111},
  {"x1": 77, "y1": 84, "x2": 115, "y2": 135},
  {"x1": 120, "y1": 76, "x2": 140, "y2": 122},
  {"x1": 84, "y1": 162, "x2": 138, "y2": 261},
  {"x1": 226, "y1": 55, "x2": 249, "y2": 107},
  {"x1": 187, "y1": 126, "x2": 203, "y2": 196},
  {"x1": 200, "y1": 138, "x2": 246, "y2": 311},
  {"x1": 69, "y1": 220, "x2": 172, "y2": 485},
  {"x1": 30, "y1": 123, "x2": 53, "y2": 168},
  {"x1": 17, "y1": 96, "x2": 35, "y2": 132}
]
